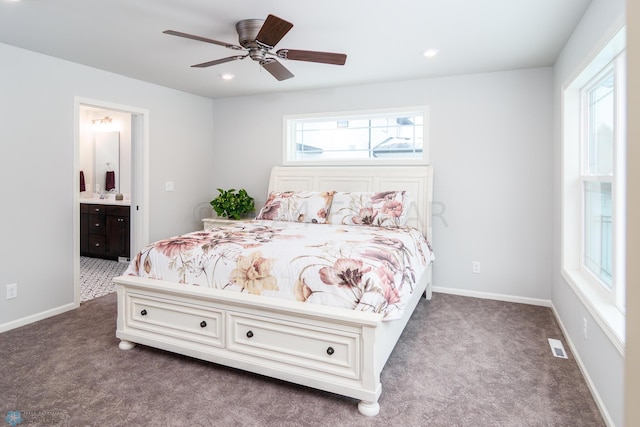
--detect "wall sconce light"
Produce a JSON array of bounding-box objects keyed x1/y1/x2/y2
[{"x1": 92, "y1": 116, "x2": 113, "y2": 125}]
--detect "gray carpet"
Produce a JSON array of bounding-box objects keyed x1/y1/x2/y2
[{"x1": 0, "y1": 292, "x2": 604, "y2": 426}]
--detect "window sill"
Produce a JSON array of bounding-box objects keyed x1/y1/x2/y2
[
  {"x1": 281, "y1": 158, "x2": 429, "y2": 167},
  {"x1": 562, "y1": 269, "x2": 625, "y2": 355}
]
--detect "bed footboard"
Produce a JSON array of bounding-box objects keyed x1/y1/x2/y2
[
  {"x1": 115, "y1": 275, "x2": 387, "y2": 415},
  {"x1": 114, "y1": 264, "x2": 430, "y2": 416}
]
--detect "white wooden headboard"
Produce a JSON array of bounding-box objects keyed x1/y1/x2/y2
[{"x1": 268, "y1": 166, "x2": 434, "y2": 241}]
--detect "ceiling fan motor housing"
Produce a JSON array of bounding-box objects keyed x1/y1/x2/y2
[
  {"x1": 236, "y1": 19, "x2": 268, "y2": 61},
  {"x1": 236, "y1": 19, "x2": 265, "y2": 44}
]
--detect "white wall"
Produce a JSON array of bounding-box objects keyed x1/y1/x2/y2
[
  {"x1": 0, "y1": 42, "x2": 215, "y2": 328},
  {"x1": 552, "y1": 0, "x2": 626, "y2": 425},
  {"x1": 210, "y1": 67, "x2": 553, "y2": 303}
]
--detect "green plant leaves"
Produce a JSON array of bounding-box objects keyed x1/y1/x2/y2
[{"x1": 210, "y1": 188, "x2": 255, "y2": 220}]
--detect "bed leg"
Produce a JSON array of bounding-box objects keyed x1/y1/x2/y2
[
  {"x1": 357, "y1": 401, "x2": 380, "y2": 416},
  {"x1": 118, "y1": 339, "x2": 136, "y2": 350},
  {"x1": 424, "y1": 284, "x2": 433, "y2": 300}
]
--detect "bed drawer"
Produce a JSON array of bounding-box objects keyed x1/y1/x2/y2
[
  {"x1": 227, "y1": 312, "x2": 361, "y2": 380},
  {"x1": 126, "y1": 293, "x2": 224, "y2": 348}
]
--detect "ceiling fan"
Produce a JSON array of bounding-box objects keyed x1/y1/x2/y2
[{"x1": 163, "y1": 14, "x2": 347, "y2": 81}]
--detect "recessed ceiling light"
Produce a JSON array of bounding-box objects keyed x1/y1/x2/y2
[
  {"x1": 219, "y1": 73, "x2": 235, "y2": 80},
  {"x1": 422, "y1": 49, "x2": 440, "y2": 58}
]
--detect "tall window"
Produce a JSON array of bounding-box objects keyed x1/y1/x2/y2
[
  {"x1": 582, "y1": 71, "x2": 615, "y2": 289},
  {"x1": 562, "y1": 26, "x2": 625, "y2": 348},
  {"x1": 284, "y1": 107, "x2": 428, "y2": 165},
  {"x1": 580, "y1": 52, "x2": 626, "y2": 311}
]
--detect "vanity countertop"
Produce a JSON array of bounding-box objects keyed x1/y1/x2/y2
[{"x1": 80, "y1": 198, "x2": 131, "y2": 207}]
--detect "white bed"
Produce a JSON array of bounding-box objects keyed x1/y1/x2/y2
[{"x1": 114, "y1": 165, "x2": 434, "y2": 416}]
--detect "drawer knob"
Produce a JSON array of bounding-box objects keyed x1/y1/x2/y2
[
  {"x1": 95, "y1": 223, "x2": 101, "y2": 227},
  {"x1": 140, "y1": 309, "x2": 147, "y2": 316},
  {"x1": 200, "y1": 321, "x2": 207, "y2": 328},
  {"x1": 246, "y1": 330, "x2": 254, "y2": 338},
  {"x1": 326, "y1": 347, "x2": 335, "y2": 356},
  {"x1": 94, "y1": 243, "x2": 100, "y2": 247}
]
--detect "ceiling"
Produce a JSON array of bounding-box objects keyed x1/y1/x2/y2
[{"x1": 0, "y1": 0, "x2": 591, "y2": 99}]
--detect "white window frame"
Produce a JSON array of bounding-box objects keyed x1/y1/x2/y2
[
  {"x1": 579, "y1": 59, "x2": 626, "y2": 309},
  {"x1": 561, "y1": 26, "x2": 626, "y2": 354},
  {"x1": 579, "y1": 66, "x2": 614, "y2": 288},
  {"x1": 282, "y1": 106, "x2": 429, "y2": 166}
]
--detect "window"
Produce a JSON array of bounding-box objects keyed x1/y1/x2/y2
[
  {"x1": 582, "y1": 70, "x2": 615, "y2": 289},
  {"x1": 283, "y1": 107, "x2": 428, "y2": 165},
  {"x1": 562, "y1": 26, "x2": 626, "y2": 350},
  {"x1": 579, "y1": 52, "x2": 626, "y2": 311}
]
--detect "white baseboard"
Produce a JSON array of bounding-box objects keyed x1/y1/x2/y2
[
  {"x1": 431, "y1": 286, "x2": 552, "y2": 307},
  {"x1": 550, "y1": 304, "x2": 615, "y2": 427},
  {"x1": 0, "y1": 302, "x2": 78, "y2": 333}
]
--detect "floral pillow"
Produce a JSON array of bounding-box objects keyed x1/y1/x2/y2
[
  {"x1": 328, "y1": 191, "x2": 410, "y2": 227},
  {"x1": 256, "y1": 191, "x2": 335, "y2": 224}
]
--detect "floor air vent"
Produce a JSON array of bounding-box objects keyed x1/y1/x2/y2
[{"x1": 548, "y1": 338, "x2": 568, "y2": 359}]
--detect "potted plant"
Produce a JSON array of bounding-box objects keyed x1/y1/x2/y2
[{"x1": 210, "y1": 188, "x2": 255, "y2": 220}]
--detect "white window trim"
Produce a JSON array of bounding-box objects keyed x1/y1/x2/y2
[
  {"x1": 561, "y1": 269, "x2": 625, "y2": 354},
  {"x1": 579, "y1": 66, "x2": 615, "y2": 292},
  {"x1": 561, "y1": 26, "x2": 626, "y2": 355},
  {"x1": 282, "y1": 106, "x2": 430, "y2": 166}
]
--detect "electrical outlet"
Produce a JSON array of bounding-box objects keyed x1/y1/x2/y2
[
  {"x1": 583, "y1": 317, "x2": 588, "y2": 340},
  {"x1": 165, "y1": 181, "x2": 174, "y2": 192},
  {"x1": 472, "y1": 261, "x2": 481, "y2": 274},
  {"x1": 6, "y1": 283, "x2": 17, "y2": 300}
]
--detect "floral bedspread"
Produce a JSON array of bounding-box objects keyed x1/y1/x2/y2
[{"x1": 125, "y1": 220, "x2": 434, "y2": 320}]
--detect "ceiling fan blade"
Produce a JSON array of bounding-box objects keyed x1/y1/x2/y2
[
  {"x1": 191, "y1": 55, "x2": 245, "y2": 68},
  {"x1": 277, "y1": 49, "x2": 347, "y2": 65},
  {"x1": 255, "y1": 14, "x2": 293, "y2": 47},
  {"x1": 163, "y1": 30, "x2": 243, "y2": 50},
  {"x1": 261, "y1": 59, "x2": 294, "y2": 81}
]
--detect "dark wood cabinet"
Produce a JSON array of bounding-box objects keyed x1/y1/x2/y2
[
  {"x1": 80, "y1": 203, "x2": 130, "y2": 261},
  {"x1": 106, "y1": 206, "x2": 130, "y2": 260},
  {"x1": 80, "y1": 204, "x2": 89, "y2": 254}
]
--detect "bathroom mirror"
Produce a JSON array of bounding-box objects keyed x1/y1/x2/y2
[{"x1": 94, "y1": 132, "x2": 120, "y2": 193}]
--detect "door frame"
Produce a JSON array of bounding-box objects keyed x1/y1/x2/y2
[{"x1": 73, "y1": 97, "x2": 150, "y2": 305}]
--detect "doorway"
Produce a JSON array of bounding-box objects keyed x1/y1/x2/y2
[{"x1": 74, "y1": 97, "x2": 149, "y2": 304}]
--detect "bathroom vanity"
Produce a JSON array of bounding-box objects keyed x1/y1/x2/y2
[{"x1": 80, "y1": 199, "x2": 130, "y2": 261}]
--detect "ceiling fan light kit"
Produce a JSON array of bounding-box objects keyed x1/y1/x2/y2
[{"x1": 163, "y1": 14, "x2": 347, "y2": 81}]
